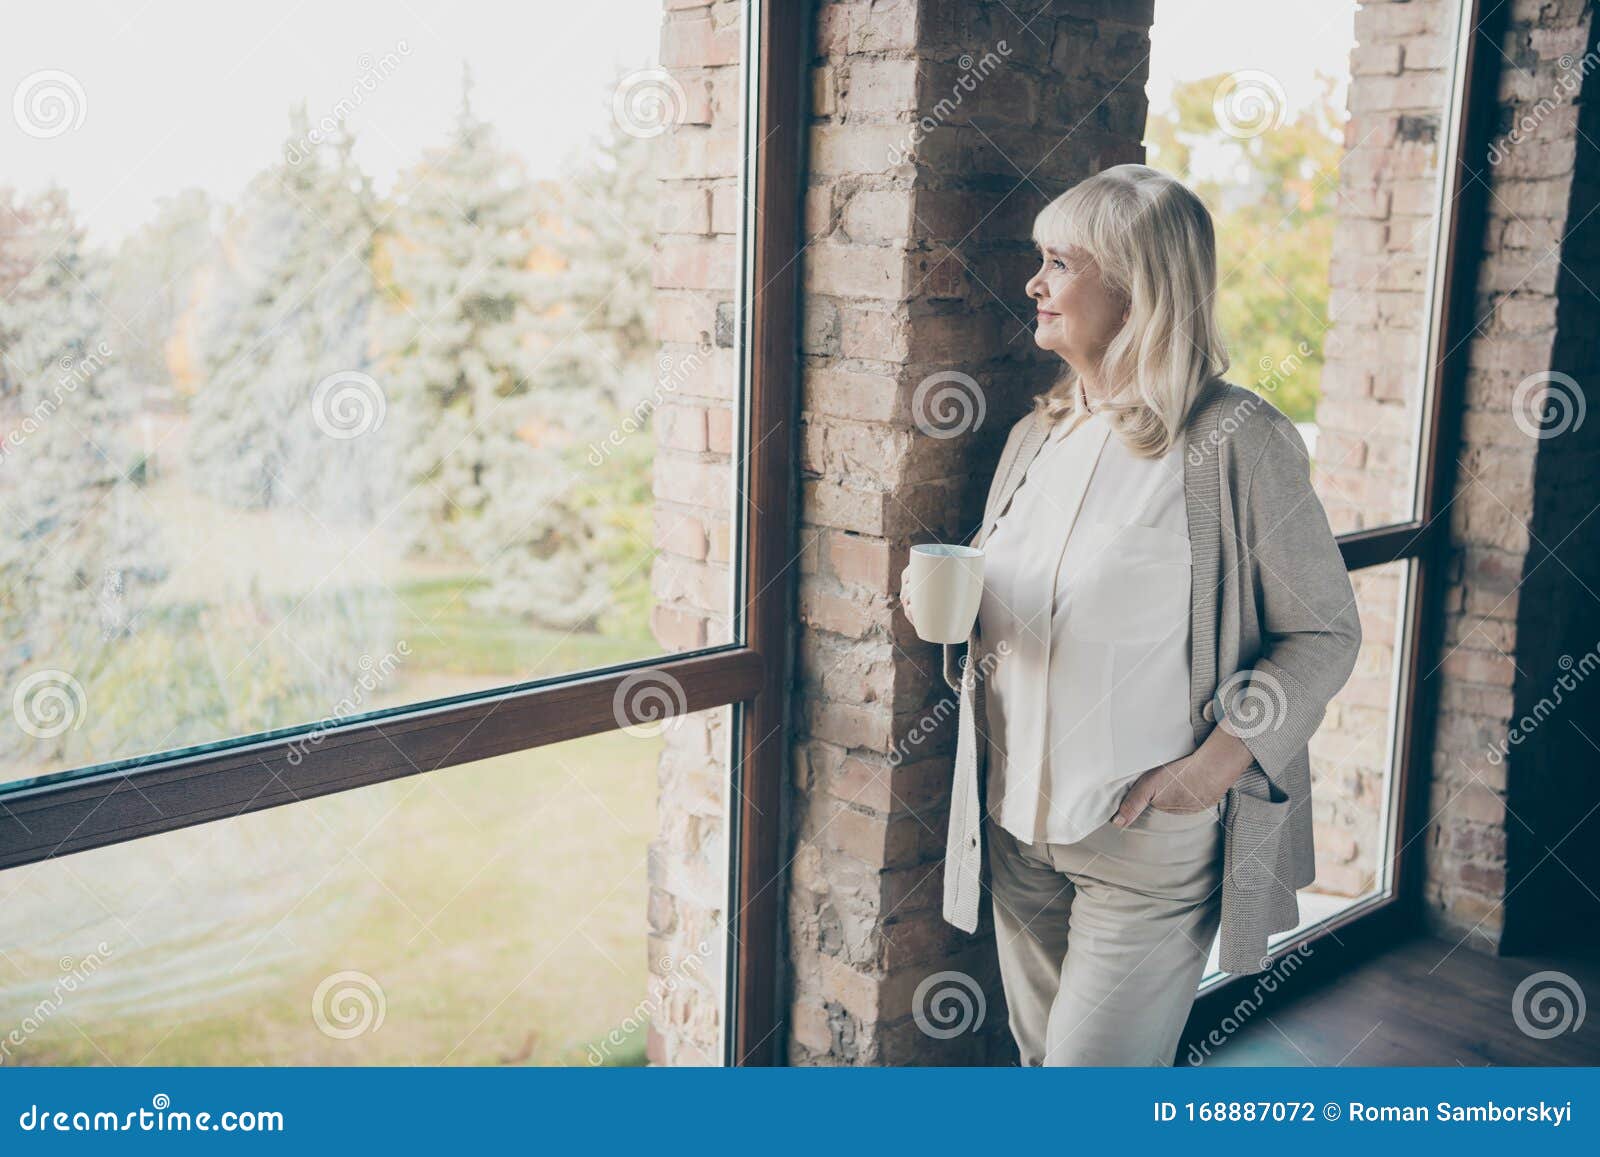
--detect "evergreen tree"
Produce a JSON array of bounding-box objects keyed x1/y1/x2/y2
[
  {"x1": 0, "y1": 187, "x2": 159, "y2": 761},
  {"x1": 378, "y1": 71, "x2": 550, "y2": 559},
  {"x1": 460, "y1": 90, "x2": 663, "y2": 632},
  {"x1": 187, "y1": 107, "x2": 387, "y2": 522}
]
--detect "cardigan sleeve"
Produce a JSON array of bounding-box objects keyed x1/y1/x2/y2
[{"x1": 1215, "y1": 414, "x2": 1362, "y2": 789}]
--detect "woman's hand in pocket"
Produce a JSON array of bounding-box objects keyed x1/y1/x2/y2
[{"x1": 1112, "y1": 725, "x2": 1255, "y2": 826}]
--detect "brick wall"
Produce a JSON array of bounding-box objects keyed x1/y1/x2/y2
[
  {"x1": 646, "y1": 0, "x2": 744, "y2": 1066},
  {"x1": 785, "y1": 0, "x2": 1152, "y2": 1065},
  {"x1": 1425, "y1": 0, "x2": 1600, "y2": 949}
]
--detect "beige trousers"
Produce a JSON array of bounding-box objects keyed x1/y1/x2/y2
[{"x1": 985, "y1": 801, "x2": 1223, "y2": 1066}]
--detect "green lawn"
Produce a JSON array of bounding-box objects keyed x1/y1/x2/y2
[{"x1": 392, "y1": 574, "x2": 655, "y2": 682}]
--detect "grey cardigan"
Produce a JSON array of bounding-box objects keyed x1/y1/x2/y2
[{"x1": 938, "y1": 377, "x2": 1362, "y2": 975}]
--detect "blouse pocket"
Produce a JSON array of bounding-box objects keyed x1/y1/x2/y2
[{"x1": 1065, "y1": 520, "x2": 1192, "y2": 646}]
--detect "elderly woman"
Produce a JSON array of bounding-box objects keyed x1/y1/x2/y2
[{"x1": 901, "y1": 164, "x2": 1361, "y2": 1067}]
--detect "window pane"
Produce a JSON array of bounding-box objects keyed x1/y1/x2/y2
[
  {"x1": 0, "y1": 1, "x2": 744, "y2": 788},
  {"x1": 0, "y1": 704, "x2": 730, "y2": 1065},
  {"x1": 1145, "y1": 0, "x2": 1464, "y2": 533}
]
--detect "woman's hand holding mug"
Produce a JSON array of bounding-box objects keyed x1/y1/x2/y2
[{"x1": 899, "y1": 544, "x2": 985, "y2": 644}]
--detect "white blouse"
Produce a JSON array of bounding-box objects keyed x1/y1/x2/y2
[{"x1": 976, "y1": 406, "x2": 1197, "y2": 846}]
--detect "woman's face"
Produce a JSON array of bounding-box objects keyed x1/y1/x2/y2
[{"x1": 1025, "y1": 244, "x2": 1128, "y2": 379}]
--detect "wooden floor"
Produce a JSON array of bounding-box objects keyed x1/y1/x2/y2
[{"x1": 1202, "y1": 934, "x2": 1600, "y2": 1066}]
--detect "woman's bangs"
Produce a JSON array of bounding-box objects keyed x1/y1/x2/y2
[
  {"x1": 1033, "y1": 192, "x2": 1086, "y2": 258},
  {"x1": 1032, "y1": 187, "x2": 1117, "y2": 270}
]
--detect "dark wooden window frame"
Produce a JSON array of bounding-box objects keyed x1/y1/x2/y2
[
  {"x1": 1187, "y1": 0, "x2": 1507, "y2": 1030},
  {"x1": 0, "y1": 0, "x2": 805, "y2": 1068}
]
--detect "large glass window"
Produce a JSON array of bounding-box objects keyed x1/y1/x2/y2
[
  {"x1": 0, "y1": 0, "x2": 740, "y2": 788},
  {"x1": 0, "y1": 0, "x2": 792, "y2": 1067}
]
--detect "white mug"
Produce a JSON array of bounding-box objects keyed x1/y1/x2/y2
[{"x1": 904, "y1": 543, "x2": 984, "y2": 644}]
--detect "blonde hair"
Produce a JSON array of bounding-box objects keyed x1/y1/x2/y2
[{"x1": 1030, "y1": 163, "x2": 1230, "y2": 457}]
